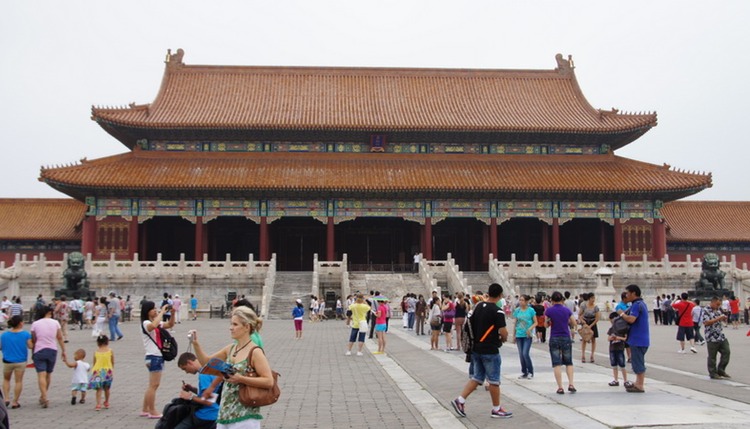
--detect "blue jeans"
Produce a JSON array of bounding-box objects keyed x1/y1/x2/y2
[
  {"x1": 407, "y1": 312, "x2": 415, "y2": 329},
  {"x1": 108, "y1": 314, "x2": 123, "y2": 340},
  {"x1": 516, "y1": 336, "x2": 534, "y2": 376}
]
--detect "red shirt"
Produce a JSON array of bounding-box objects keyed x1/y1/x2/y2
[
  {"x1": 729, "y1": 299, "x2": 740, "y2": 315},
  {"x1": 672, "y1": 300, "x2": 695, "y2": 327}
]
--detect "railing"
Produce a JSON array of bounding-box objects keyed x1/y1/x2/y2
[
  {"x1": 445, "y1": 253, "x2": 469, "y2": 295},
  {"x1": 259, "y1": 254, "x2": 277, "y2": 318},
  {"x1": 313, "y1": 253, "x2": 350, "y2": 300},
  {"x1": 348, "y1": 263, "x2": 413, "y2": 272}
]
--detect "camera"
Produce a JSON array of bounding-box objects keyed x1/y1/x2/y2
[{"x1": 187, "y1": 330, "x2": 195, "y2": 342}]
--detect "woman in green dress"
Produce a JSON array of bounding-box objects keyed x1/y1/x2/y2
[{"x1": 192, "y1": 306, "x2": 274, "y2": 429}]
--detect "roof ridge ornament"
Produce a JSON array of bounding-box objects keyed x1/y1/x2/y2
[
  {"x1": 165, "y1": 48, "x2": 185, "y2": 68},
  {"x1": 555, "y1": 53, "x2": 574, "y2": 74}
]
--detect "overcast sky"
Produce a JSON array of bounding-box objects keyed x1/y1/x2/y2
[{"x1": 2, "y1": 1, "x2": 748, "y2": 201}]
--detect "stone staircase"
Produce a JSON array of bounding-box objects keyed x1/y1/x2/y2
[
  {"x1": 267, "y1": 271, "x2": 313, "y2": 319},
  {"x1": 463, "y1": 272, "x2": 495, "y2": 294},
  {"x1": 348, "y1": 273, "x2": 429, "y2": 301}
]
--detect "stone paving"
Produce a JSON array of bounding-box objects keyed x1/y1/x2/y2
[{"x1": 6, "y1": 314, "x2": 750, "y2": 428}]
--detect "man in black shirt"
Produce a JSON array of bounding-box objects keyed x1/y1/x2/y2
[{"x1": 450, "y1": 283, "x2": 513, "y2": 419}]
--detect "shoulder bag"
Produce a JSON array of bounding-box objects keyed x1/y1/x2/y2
[{"x1": 239, "y1": 346, "x2": 281, "y2": 407}]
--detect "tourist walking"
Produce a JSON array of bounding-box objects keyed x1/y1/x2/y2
[
  {"x1": 692, "y1": 299, "x2": 706, "y2": 345},
  {"x1": 346, "y1": 294, "x2": 370, "y2": 356},
  {"x1": 429, "y1": 297, "x2": 442, "y2": 350},
  {"x1": 621, "y1": 284, "x2": 649, "y2": 393},
  {"x1": 190, "y1": 294, "x2": 198, "y2": 320},
  {"x1": 672, "y1": 293, "x2": 697, "y2": 353},
  {"x1": 93, "y1": 297, "x2": 108, "y2": 337},
  {"x1": 454, "y1": 292, "x2": 468, "y2": 351},
  {"x1": 415, "y1": 295, "x2": 427, "y2": 336},
  {"x1": 512, "y1": 295, "x2": 537, "y2": 379},
  {"x1": 450, "y1": 283, "x2": 512, "y2": 419},
  {"x1": 139, "y1": 300, "x2": 175, "y2": 419},
  {"x1": 578, "y1": 293, "x2": 600, "y2": 363},
  {"x1": 406, "y1": 294, "x2": 417, "y2": 330},
  {"x1": 1, "y1": 315, "x2": 32, "y2": 409},
  {"x1": 83, "y1": 298, "x2": 94, "y2": 329},
  {"x1": 544, "y1": 291, "x2": 577, "y2": 395},
  {"x1": 88, "y1": 334, "x2": 115, "y2": 410},
  {"x1": 107, "y1": 292, "x2": 124, "y2": 341},
  {"x1": 441, "y1": 293, "x2": 456, "y2": 351},
  {"x1": 190, "y1": 306, "x2": 276, "y2": 428},
  {"x1": 64, "y1": 348, "x2": 89, "y2": 406},
  {"x1": 653, "y1": 295, "x2": 662, "y2": 325},
  {"x1": 701, "y1": 296, "x2": 731, "y2": 379},
  {"x1": 172, "y1": 294, "x2": 182, "y2": 324},
  {"x1": 373, "y1": 297, "x2": 388, "y2": 354},
  {"x1": 31, "y1": 304, "x2": 67, "y2": 408},
  {"x1": 54, "y1": 296, "x2": 70, "y2": 343},
  {"x1": 292, "y1": 299, "x2": 304, "y2": 339}
]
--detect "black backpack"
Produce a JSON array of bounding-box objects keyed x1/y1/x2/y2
[
  {"x1": 142, "y1": 324, "x2": 179, "y2": 362},
  {"x1": 154, "y1": 398, "x2": 196, "y2": 429}
]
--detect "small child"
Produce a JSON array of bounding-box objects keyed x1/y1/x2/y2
[
  {"x1": 88, "y1": 334, "x2": 115, "y2": 410},
  {"x1": 607, "y1": 312, "x2": 628, "y2": 387},
  {"x1": 65, "y1": 349, "x2": 90, "y2": 405}
]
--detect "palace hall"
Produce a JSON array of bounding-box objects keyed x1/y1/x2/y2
[{"x1": 5, "y1": 50, "x2": 739, "y2": 270}]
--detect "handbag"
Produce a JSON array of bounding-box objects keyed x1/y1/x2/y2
[
  {"x1": 239, "y1": 347, "x2": 281, "y2": 407},
  {"x1": 578, "y1": 324, "x2": 594, "y2": 342}
]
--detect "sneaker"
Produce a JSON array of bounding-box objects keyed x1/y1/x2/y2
[
  {"x1": 71, "y1": 397, "x2": 76, "y2": 405},
  {"x1": 345, "y1": 351, "x2": 352, "y2": 356},
  {"x1": 450, "y1": 398, "x2": 466, "y2": 417},
  {"x1": 718, "y1": 372, "x2": 731, "y2": 379},
  {"x1": 677, "y1": 349, "x2": 686, "y2": 354},
  {"x1": 690, "y1": 347, "x2": 697, "y2": 354},
  {"x1": 698, "y1": 340, "x2": 706, "y2": 345},
  {"x1": 528, "y1": 373, "x2": 534, "y2": 379},
  {"x1": 491, "y1": 407, "x2": 513, "y2": 418},
  {"x1": 518, "y1": 374, "x2": 529, "y2": 379},
  {"x1": 356, "y1": 352, "x2": 363, "y2": 356}
]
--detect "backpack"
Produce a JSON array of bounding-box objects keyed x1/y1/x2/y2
[
  {"x1": 142, "y1": 323, "x2": 179, "y2": 362},
  {"x1": 461, "y1": 311, "x2": 475, "y2": 362},
  {"x1": 153, "y1": 398, "x2": 196, "y2": 429}
]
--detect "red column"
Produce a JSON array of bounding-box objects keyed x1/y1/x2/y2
[
  {"x1": 423, "y1": 218, "x2": 433, "y2": 260},
  {"x1": 81, "y1": 216, "x2": 97, "y2": 257},
  {"x1": 482, "y1": 223, "x2": 489, "y2": 264},
  {"x1": 326, "y1": 216, "x2": 335, "y2": 261},
  {"x1": 551, "y1": 218, "x2": 560, "y2": 258},
  {"x1": 128, "y1": 216, "x2": 139, "y2": 260},
  {"x1": 490, "y1": 218, "x2": 498, "y2": 258},
  {"x1": 541, "y1": 221, "x2": 550, "y2": 261},
  {"x1": 194, "y1": 216, "x2": 204, "y2": 260},
  {"x1": 652, "y1": 219, "x2": 666, "y2": 260},
  {"x1": 613, "y1": 219, "x2": 623, "y2": 260},
  {"x1": 259, "y1": 216, "x2": 269, "y2": 261}
]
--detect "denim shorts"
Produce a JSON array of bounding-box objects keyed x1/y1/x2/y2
[
  {"x1": 145, "y1": 355, "x2": 165, "y2": 372},
  {"x1": 468, "y1": 352, "x2": 501, "y2": 385},
  {"x1": 548, "y1": 336, "x2": 573, "y2": 367},
  {"x1": 32, "y1": 348, "x2": 58, "y2": 373},
  {"x1": 609, "y1": 349, "x2": 626, "y2": 368},
  {"x1": 348, "y1": 328, "x2": 366, "y2": 343}
]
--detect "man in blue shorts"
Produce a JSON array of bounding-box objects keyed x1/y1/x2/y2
[
  {"x1": 450, "y1": 283, "x2": 512, "y2": 419},
  {"x1": 622, "y1": 284, "x2": 649, "y2": 393}
]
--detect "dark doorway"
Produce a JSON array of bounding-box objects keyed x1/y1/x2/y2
[
  {"x1": 206, "y1": 217, "x2": 259, "y2": 261},
  {"x1": 497, "y1": 218, "x2": 545, "y2": 261},
  {"x1": 432, "y1": 218, "x2": 485, "y2": 271},
  {"x1": 337, "y1": 218, "x2": 419, "y2": 271},
  {"x1": 141, "y1": 217, "x2": 195, "y2": 260},
  {"x1": 269, "y1": 217, "x2": 325, "y2": 271},
  {"x1": 559, "y1": 219, "x2": 613, "y2": 261}
]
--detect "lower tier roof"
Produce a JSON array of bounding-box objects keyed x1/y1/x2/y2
[
  {"x1": 663, "y1": 201, "x2": 750, "y2": 243},
  {"x1": 39, "y1": 150, "x2": 710, "y2": 200},
  {"x1": 0, "y1": 199, "x2": 85, "y2": 241}
]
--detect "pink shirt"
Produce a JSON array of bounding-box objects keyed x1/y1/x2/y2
[{"x1": 30, "y1": 317, "x2": 61, "y2": 353}]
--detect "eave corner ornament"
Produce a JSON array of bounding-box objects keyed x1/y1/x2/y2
[
  {"x1": 555, "y1": 53, "x2": 574, "y2": 74},
  {"x1": 165, "y1": 48, "x2": 185, "y2": 68}
]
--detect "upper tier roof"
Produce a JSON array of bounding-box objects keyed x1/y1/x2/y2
[
  {"x1": 92, "y1": 50, "x2": 657, "y2": 149},
  {"x1": 0, "y1": 199, "x2": 85, "y2": 241},
  {"x1": 663, "y1": 201, "x2": 750, "y2": 243},
  {"x1": 39, "y1": 149, "x2": 711, "y2": 201}
]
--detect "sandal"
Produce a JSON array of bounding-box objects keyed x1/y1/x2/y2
[
  {"x1": 568, "y1": 385, "x2": 577, "y2": 393},
  {"x1": 625, "y1": 384, "x2": 645, "y2": 393},
  {"x1": 95, "y1": 404, "x2": 102, "y2": 411},
  {"x1": 608, "y1": 380, "x2": 619, "y2": 386},
  {"x1": 623, "y1": 381, "x2": 634, "y2": 388},
  {"x1": 79, "y1": 399, "x2": 85, "y2": 404},
  {"x1": 10, "y1": 403, "x2": 20, "y2": 409},
  {"x1": 556, "y1": 387, "x2": 565, "y2": 394}
]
